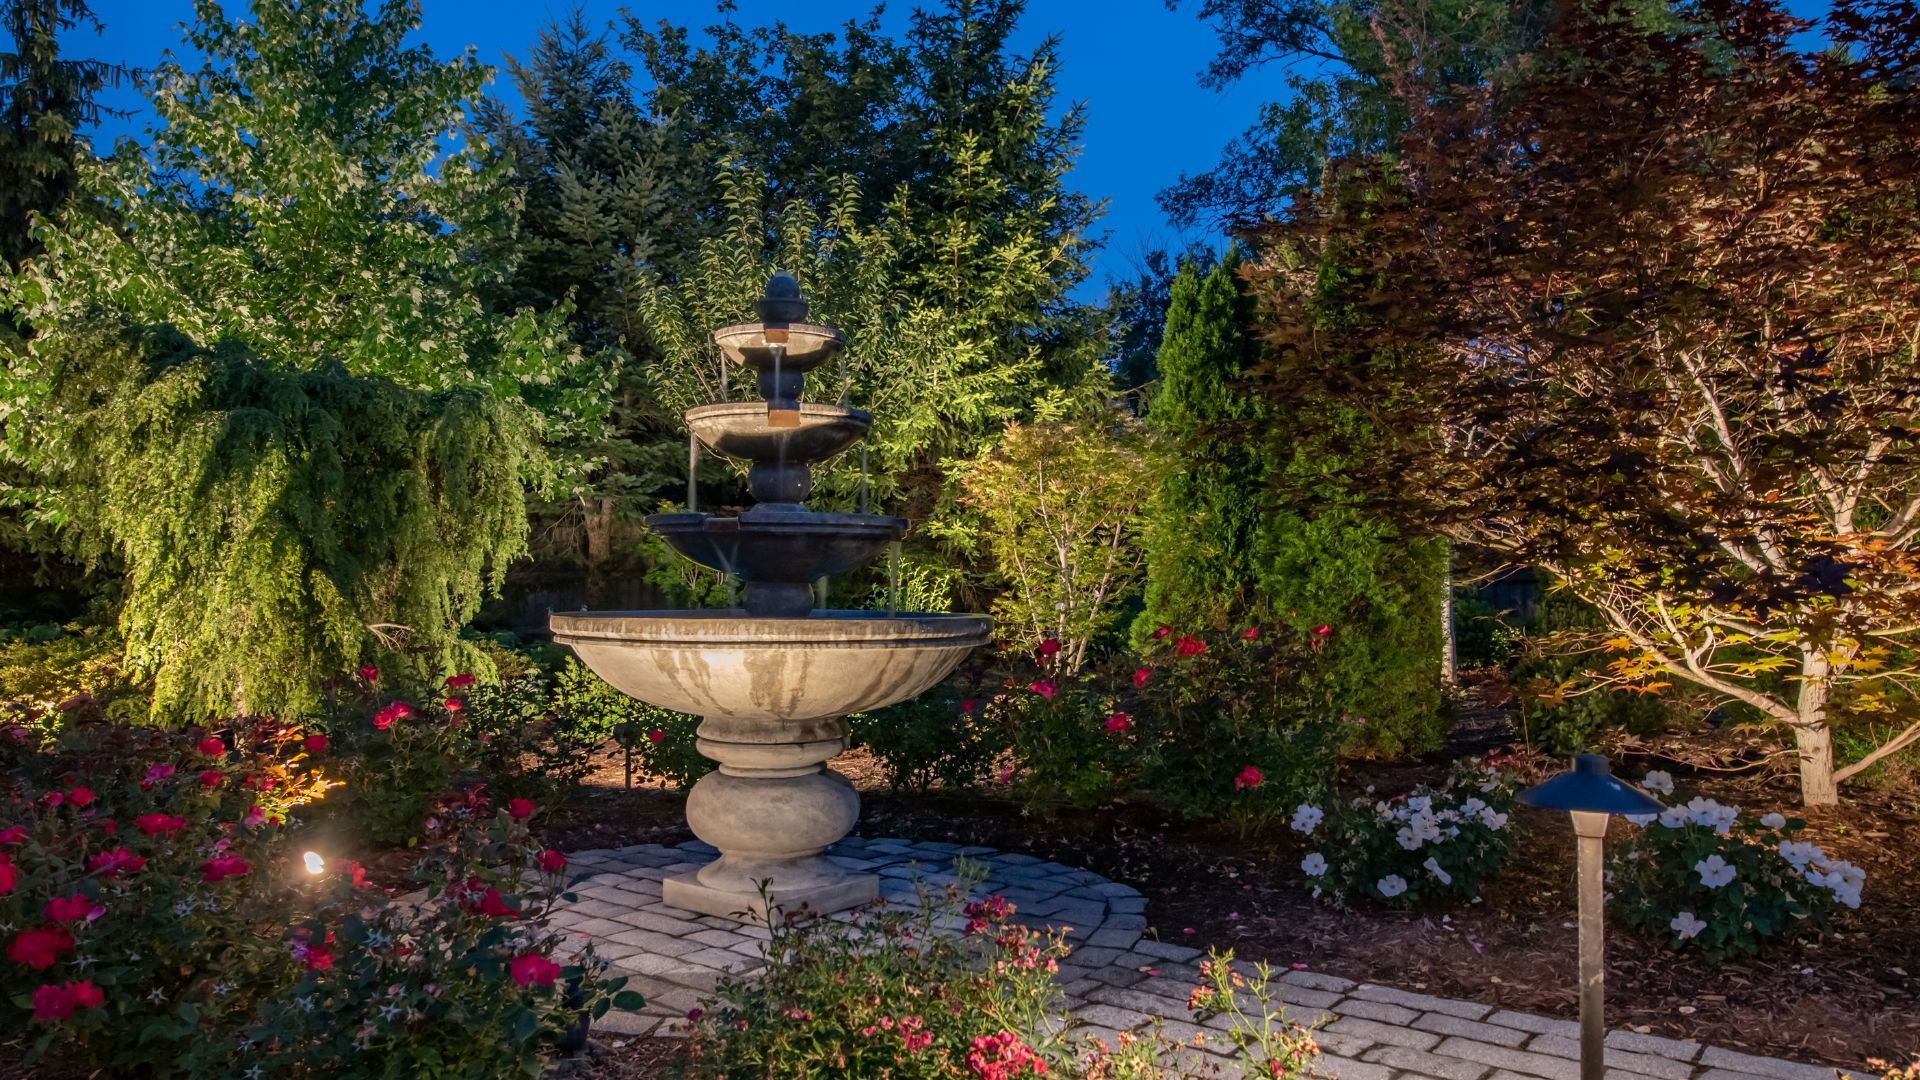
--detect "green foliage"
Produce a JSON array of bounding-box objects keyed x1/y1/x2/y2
[
  {"x1": 31, "y1": 323, "x2": 533, "y2": 723},
  {"x1": 0, "y1": 715, "x2": 630, "y2": 1076},
  {"x1": 1611, "y1": 797, "x2": 1862, "y2": 960},
  {"x1": 1449, "y1": 593, "x2": 1521, "y2": 670},
  {"x1": 1137, "y1": 254, "x2": 1261, "y2": 636},
  {"x1": 1291, "y1": 761, "x2": 1520, "y2": 908},
  {"x1": 851, "y1": 681, "x2": 1008, "y2": 794},
  {"x1": 959, "y1": 419, "x2": 1155, "y2": 670},
  {"x1": 543, "y1": 658, "x2": 708, "y2": 791},
  {"x1": 0, "y1": 0, "x2": 127, "y2": 271},
  {"x1": 682, "y1": 872, "x2": 1319, "y2": 1079},
  {"x1": 1511, "y1": 590, "x2": 1675, "y2": 756},
  {"x1": 0, "y1": 623, "x2": 145, "y2": 721},
  {"x1": 1002, "y1": 665, "x2": 1131, "y2": 811},
  {"x1": 1142, "y1": 254, "x2": 1445, "y2": 759},
  {"x1": 1, "y1": 0, "x2": 607, "y2": 507}
]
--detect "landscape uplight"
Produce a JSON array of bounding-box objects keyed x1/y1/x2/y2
[
  {"x1": 302, "y1": 850, "x2": 326, "y2": 875},
  {"x1": 1518, "y1": 753, "x2": 1664, "y2": 1080}
]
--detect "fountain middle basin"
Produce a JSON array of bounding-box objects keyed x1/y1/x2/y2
[{"x1": 551, "y1": 610, "x2": 991, "y2": 921}]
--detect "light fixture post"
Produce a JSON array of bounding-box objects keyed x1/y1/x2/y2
[{"x1": 1518, "y1": 754, "x2": 1664, "y2": 1080}]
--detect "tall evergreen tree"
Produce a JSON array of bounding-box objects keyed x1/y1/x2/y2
[
  {"x1": 1140, "y1": 253, "x2": 1445, "y2": 756},
  {"x1": 0, "y1": 0, "x2": 124, "y2": 275}
]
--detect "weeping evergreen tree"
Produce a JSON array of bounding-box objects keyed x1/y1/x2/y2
[
  {"x1": 40, "y1": 322, "x2": 535, "y2": 723},
  {"x1": 1139, "y1": 254, "x2": 1446, "y2": 756}
]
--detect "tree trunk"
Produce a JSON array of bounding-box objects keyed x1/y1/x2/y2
[
  {"x1": 584, "y1": 497, "x2": 614, "y2": 608},
  {"x1": 1794, "y1": 657, "x2": 1837, "y2": 806}
]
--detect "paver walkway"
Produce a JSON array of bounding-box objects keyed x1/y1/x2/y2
[{"x1": 547, "y1": 838, "x2": 1869, "y2": 1080}]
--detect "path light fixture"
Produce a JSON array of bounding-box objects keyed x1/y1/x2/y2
[{"x1": 1518, "y1": 753, "x2": 1664, "y2": 1080}]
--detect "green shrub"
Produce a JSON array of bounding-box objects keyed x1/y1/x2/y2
[
  {"x1": 1610, "y1": 787, "x2": 1862, "y2": 960},
  {"x1": 0, "y1": 715, "x2": 638, "y2": 1075},
  {"x1": 1449, "y1": 593, "x2": 1521, "y2": 670},
  {"x1": 851, "y1": 679, "x2": 1008, "y2": 793},
  {"x1": 1292, "y1": 760, "x2": 1521, "y2": 908},
  {"x1": 0, "y1": 626, "x2": 149, "y2": 724},
  {"x1": 680, "y1": 868, "x2": 1318, "y2": 1079},
  {"x1": 1128, "y1": 627, "x2": 1347, "y2": 827},
  {"x1": 999, "y1": 646, "x2": 1135, "y2": 810},
  {"x1": 609, "y1": 707, "x2": 710, "y2": 791}
]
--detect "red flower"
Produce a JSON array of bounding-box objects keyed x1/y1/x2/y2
[
  {"x1": 0, "y1": 852, "x2": 13, "y2": 896},
  {"x1": 470, "y1": 887, "x2": 515, "y2": 918},
  {"x1": 303, "y1": 734, "x2": 328, "y2": 754},
  {"x1": 1036, "y1": 638, "x2": 1062, "y2": 657},
  {"x1": 446, "y1": 672, "x2": 476, "y2": 688},
  {"x1": 290, "y1": 930, "x2": 335, "y2": 972},
  {"x1": 1132, "y1": 667, "x2": 1152, "y2": 689},
  {"x1": 1241, "y1": 626, "x2": 1260, "y2": 640},
  {"x1": 31, "y1": 981, "x2": 100, "y2": 1021},
  {"x1": 44, "y1": 895, "x2": 100, "y2": 923},
  {"x1": 359, "y1": 664, "x2": 380, "y2": 683},
  {"x1": 1234, "y1": 765, "x2": 1265, "y2": 791},
  {"x1": 1175, "y1": 635, "x2": 1207, "y2": 656},
  {"x1": 1027, "y1": 679, "x2": 1057, "y2": 700},
  {"x1": 65, "y1": 786, "x2": 96, "y2": 808},
  {"x1": 331, "y1": 858, "x2": 370, "y2": 888},
  {"x1": 537, "y1": 849, "x2": 567, "y2": 874},
  {"x1": 510, "y1": 952, "x2": 561, "y2": 986},
  {"x1": 0, "y1": 826, "x2": 27, "y2": 844},
  {"x1": 1152, "y1": 626, "x2": 1171, "y2": 640},
  {"x1": 87, "y1": 849, "x2": 144, "y2": 877},
  {"x1": 1104, "y1": 712, "x2": 1132, "y2": 734},
  {"x1": 196, "y1": 737, "x2": 225, "y2": 756},
  {"x1": 9, "y1": 926, "x2": 75, "y2": 970},
  {"x1": 647, "y1": 729, "x2": 666, "y2": 744},
  {"x1": 199, "y1": 770, "x2": 224, "y2": 788},
  {"x1": 373, "y1": 702, "x2": 412, "y2": 730},
  {"x1": 200, "y1": 856, "x2": 252, "y2": 883},
  {"x1": 134, "y1": 813, "x2": 188, "y2": 838},
  {"x1": 506, "y1": 798, "x2": 535, "y2": 821},
  {"x1": 1312, "y1": 623, "x2": 1332, "y2": 637},
  {"x1": 960, "y1": 699, "x2": 977, "y2": 713},
  {"x1": 143, "y1": 764, "x2": 175, "y2": 785},
  {"x1": 444, "y1": 698, "x2": 464, "y2": 712}
]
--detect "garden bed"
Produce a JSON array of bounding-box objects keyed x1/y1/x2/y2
[{"x1": 527, "y1": 716, "x2": 1919, "y2": 1069}]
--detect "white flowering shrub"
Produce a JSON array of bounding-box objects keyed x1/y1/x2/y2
[
  {"x1": 1291, "y1": 761, "x2": 1521, "y2": 908},
  {"x1": 1611, "y1": 782, "x2": 1865, "y2": 960}
]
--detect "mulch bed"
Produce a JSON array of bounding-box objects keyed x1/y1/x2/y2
[{"x1": 532, "y1": 676, "x2": 1920, "y2": 1071}]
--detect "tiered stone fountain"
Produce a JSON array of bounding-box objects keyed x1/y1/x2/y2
[{"x1": 551, "y1": 273, "x2": 991, "y2": 924}]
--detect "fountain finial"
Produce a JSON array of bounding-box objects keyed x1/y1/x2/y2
[{"x1": 756, "y1": 270, "x2": 808, "y2": 324}]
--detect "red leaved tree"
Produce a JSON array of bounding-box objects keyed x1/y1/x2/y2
[{"x1": 1250, "y1": 0, "x2": 1920, "y2": 804}]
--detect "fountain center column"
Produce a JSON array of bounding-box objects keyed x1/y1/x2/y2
[{"x1": 664, "y1": 713, "x2": 872, "y2": 921}]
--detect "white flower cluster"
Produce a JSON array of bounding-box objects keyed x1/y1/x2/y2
[
  {"x1": 1779, "y1": 840, "x2": 1867, "y2": 909},
  {"x1": 1625, "y1": 771, "x2": 1868, "y2": 916}
]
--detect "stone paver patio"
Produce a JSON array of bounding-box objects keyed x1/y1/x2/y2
[{"x1": 547, "y1": 838, "x2": 1868, "y2": 1080}]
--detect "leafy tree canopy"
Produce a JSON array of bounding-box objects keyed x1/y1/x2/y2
[
  {"x1": 1, "y1": 0, "x2": 608, "y2": 497},
  {"x1": 39, "y1": 321, "x2": 536, "y2": 723},
  {"x1": 1252, "y1": 0, "x2": 1920, "y2": 802}
]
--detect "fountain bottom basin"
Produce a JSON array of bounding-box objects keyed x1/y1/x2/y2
[{"x1": 549, "y1": 610, "x2": 992, "y2": 922}]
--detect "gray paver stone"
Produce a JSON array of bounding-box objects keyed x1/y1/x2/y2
[
  {"x1": 1133, "y1": 939, "x2": 1204, "y2": 962},
  {"x1": 1432, "y1": 1037, "x2": 1581, "y2": 1080},
  {"x1": 1700, "y1": 1048, "x2": 1870, "y2": 1080},
  {"x1": 1312, "y1": 1053, "x2": 1396, "y2": 1080},
  {"x1": 1525, "y1": 1035, "x2": 1691, "y2": 1080},
  {"x1": 592, "y1": 1010, "x2": 656, "y2": 1036},
  {"x1": 1282, "y1": 969, "x2": 1359, "y2": 994},
  {"x1": 1270, "y1": 983, "x2": 1343, "y2": 1010},
  {"x1": 1086, "y1": 927, "x2": 1145, "y2": 949},
  {"x1": 1351, "y1": 984, "x2": 1493, "y2": 1020},
  {"x1": 607, "y1": 928, "x2": 700, "y2": 957},
  {"x1": 1086, "y1": 965, "x2": 1148, "y2": 988},
  {"x1": 1413, "y1": 1012, "x2": 1531, "y2": 1048},
  {"x1": 1074, "y1": 1003, "x2": 1154, "y2": 1031},
  {"x1": 1361, "y1": 1043, "x2": 1495, "y2": 1080},
  {"x1": 1485, "y1": 1011, "x2": 1581, "y2": 1040},
  {"x1": 1325, "y1": 1016, "x2": 1442, "y2": 1052},
  {"x1": 1332, "y1": 998, "x2": 1420, "y2": 1026}
]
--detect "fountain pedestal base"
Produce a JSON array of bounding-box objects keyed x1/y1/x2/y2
[{"x1": 663, "y1": 869, "x2": 878, "y2": 924}]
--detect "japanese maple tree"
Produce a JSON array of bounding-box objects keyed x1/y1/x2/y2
[{"x1": 1252, "y1": 0, "x2": 1920, "y2": 804}]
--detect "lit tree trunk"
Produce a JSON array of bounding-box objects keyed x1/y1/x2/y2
[
  {"x1": 584, "y1": 496, "x2": 614, "y2": 606},
  {"x1": 1793, "y1": 652, "x2": 1837, "y2": 807}
]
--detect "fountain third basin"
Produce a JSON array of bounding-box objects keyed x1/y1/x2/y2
[{"x1": 551, "y1": 610, "x2": 991, "y2": 919}]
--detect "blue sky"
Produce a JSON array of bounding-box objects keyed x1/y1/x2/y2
[{"x1": 74, "y1": 0, "x2": 1269, "y2": 299}]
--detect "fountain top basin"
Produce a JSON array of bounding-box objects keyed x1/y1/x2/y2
[
  {"x1": 713, "y1": 322, "x2": 844, "y2": 371},
  {"x1": 686, "y1": 401, "x2": 871, "y2": 463},
  {"x1": 550, "y1": 610, "x2": 992, "y2": 721}
]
